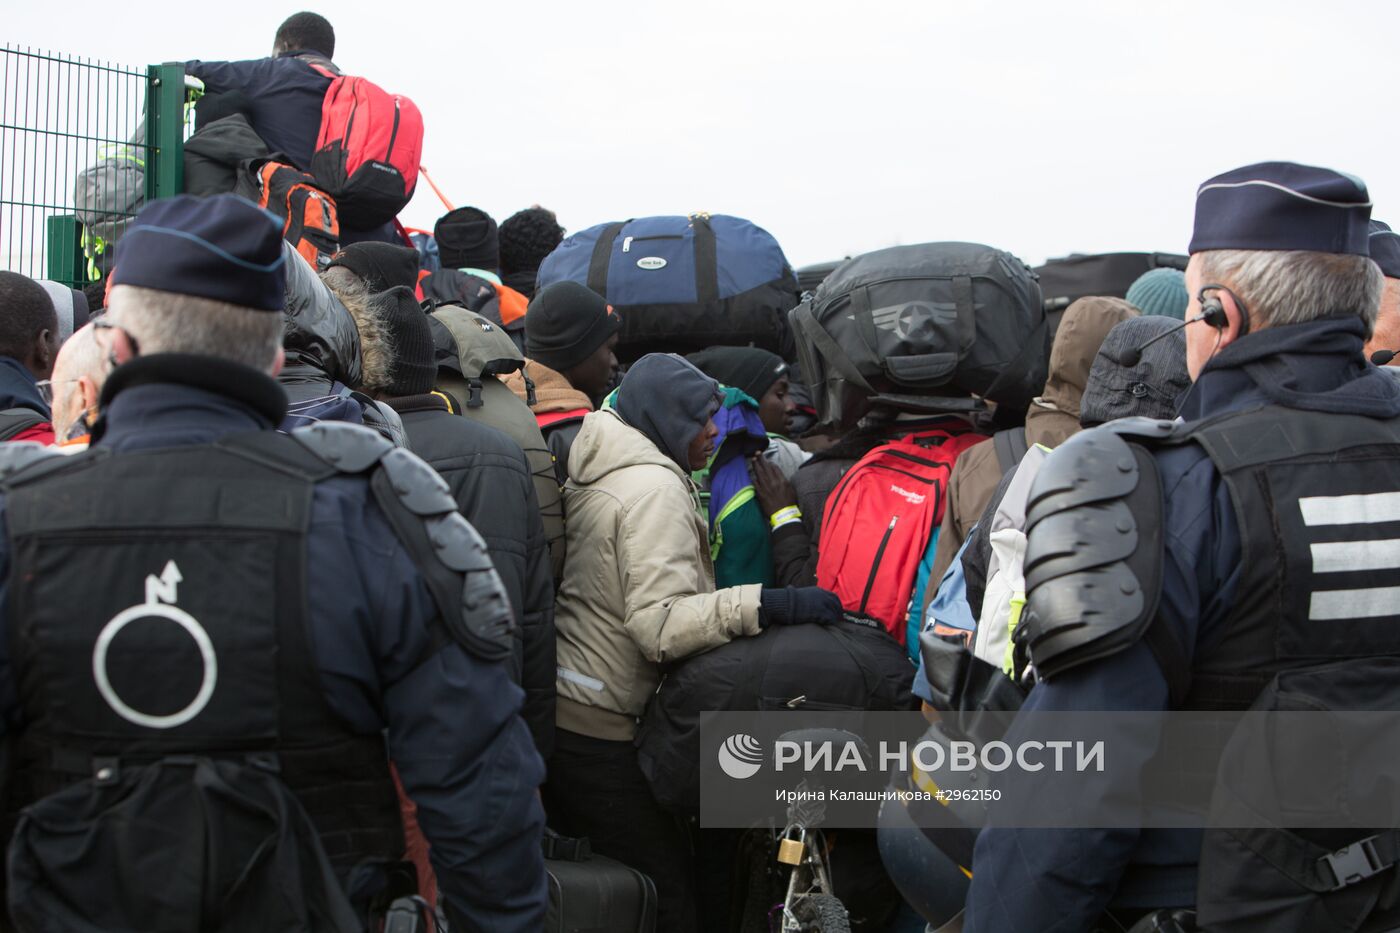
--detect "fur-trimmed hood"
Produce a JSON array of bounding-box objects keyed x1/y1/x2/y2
[{"x1": 322, "y1": 271, "x2": 393, "y2": 395}]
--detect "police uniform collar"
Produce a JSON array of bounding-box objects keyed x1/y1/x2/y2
[{"x1": 98, "y1": 354, "x2": 289, "y2": 426}]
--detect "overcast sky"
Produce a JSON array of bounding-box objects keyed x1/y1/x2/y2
[{"x1": 8, "y1": 0, "x2": 1399, "y2": 269}]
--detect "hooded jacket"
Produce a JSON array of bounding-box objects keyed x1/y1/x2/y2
[
  {"x1": 554, "y1": 409, "x2": 762, "y2": 741},
  {"x1": 928, "y1": 296, "x2": 1138, "y2": 588},
  {"x1": 697, "y1": 388, "x2": 773, "y2": 589},
  {"x1": 503, "y1": 360, "x2": 592, "y2": 485}
]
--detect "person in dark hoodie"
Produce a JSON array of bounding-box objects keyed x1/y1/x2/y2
[
  {"x1": 499, "y1": 207, "x2": 565, "y2": 300},
  {"x1": 547, "y1": 353, "x2": 844, "y2": 933},
  {"x1": 966, "y1": 162, "x2": 1400, "y2": 932},
  {"x1": 420, "y1": 207, "x2": 530, "y2": 350},
  {"x1": 503, "y1": 280, "x2": 621, "y2": 482},
  {"x1": 0, "y1": 271, "x2": 60, "y2": 443},
  {"x1": 366, "y1": 286, "x2": 556, "y2": 759}
]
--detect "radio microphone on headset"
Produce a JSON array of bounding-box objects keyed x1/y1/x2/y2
[{"x1": 1120, "y1": 286, "x2": 1235, "y2": 367}]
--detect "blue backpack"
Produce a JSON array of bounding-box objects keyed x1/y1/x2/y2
[{"x1": 535, "y1": 213, "x2": 798, "y2": 360}]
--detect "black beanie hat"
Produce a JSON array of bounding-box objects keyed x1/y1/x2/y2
[
  {"x1": 435, "y1": 206, "x2": 499, "y2": 271},
  {"x1": 377, "y1": 286, "x2": 437, "y2": 396},
  {"x1": 526, "y1": 280, "x2": 622, "y2": 373},
  {"x1": 328, "y1": 242, "x2": 420, "y2": 292},
  {"x1": 686, "y1": 346, "x2": 789, "y2": 403}
]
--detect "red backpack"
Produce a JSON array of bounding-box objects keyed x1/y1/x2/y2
[
  {"x1": 235, "y1": 158, "x2": 340, "y2": 272},
  {"x1": 309, "y1": 69, "x2": 423, "y2": 230},
  {"x1": 816, "y1": 426, "x2": 986, "y2": 645}
]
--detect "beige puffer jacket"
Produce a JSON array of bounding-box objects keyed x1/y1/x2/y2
[{"x1": 554, "y1": 409, "x2": 763, "y2": 741}]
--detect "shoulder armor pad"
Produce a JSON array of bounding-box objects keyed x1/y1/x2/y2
[
  {"x1": 380, "y1": 448, "x2": 456, "y2": 516},
  {"x1": 1018, "y1": 427, "x2": 1165, "y2": 680},
  {"x1": 434, "y1": 512, "x2": 515, "y2": 657},
  {"x1": 368, "y1": 453, "x2": 515, "y2": 663},
  {"x1": 292, "y1": 421, "x2": 395, "y2": 473},
  {"x1": 0, "y1": 442, "x2": 66, "y2": 484},
  {"x1": 1098, "y1": 416, "x2": 1182, "y2": 442}
]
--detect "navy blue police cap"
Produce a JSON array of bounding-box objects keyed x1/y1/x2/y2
[
  {"x1": 1370, "y1": 220, "x2": 1400, "y2": 279},
  {"x1": 1189, "y1": 161, "x2": 1372, "y2": 256},
  {"x1": 111, "y1": 194, "x2": 286, "y2": 311}
]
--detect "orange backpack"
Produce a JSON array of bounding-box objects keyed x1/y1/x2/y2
[{"x1": 236, "y1": 158, "x2": 340, "y2": 272}]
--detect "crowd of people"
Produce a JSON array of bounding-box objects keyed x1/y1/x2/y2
[{"x1": 2, "y1": 11, "x2": 1400, "y2": 933}]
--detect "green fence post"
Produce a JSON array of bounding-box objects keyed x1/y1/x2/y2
[
  {"x1": 145, "y1": 63, "x2": 187, "y2": 201},
  {"x1": 44, "y1": 215, "x2": 85, "y2": 288}
]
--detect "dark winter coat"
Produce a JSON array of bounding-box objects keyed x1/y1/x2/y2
[
  {"x1": 184, "y1": 51, "x2": 334, "y2": 171},
  {"x1": 183, "y1": 114, "x2": 269, "y2": 196},
  {"x1": 389, "y1": 394, "x2": 556, "y2": 758}
]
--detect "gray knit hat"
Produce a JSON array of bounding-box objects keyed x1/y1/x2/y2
[{"x1": 1079, "y1": 316, "x2": 1192, "y2": 426}]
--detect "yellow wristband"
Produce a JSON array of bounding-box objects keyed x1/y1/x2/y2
[{"x1": 770, "y1": 506, "x2": 802, "y2": 530}]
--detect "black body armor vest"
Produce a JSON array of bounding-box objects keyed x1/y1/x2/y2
[
  {"x1": 1, "y1": 433, "x2": 404, "y2": 874},
  {"x1": 1182, "y1": 405, "x2": 1400, "y2": 709}
]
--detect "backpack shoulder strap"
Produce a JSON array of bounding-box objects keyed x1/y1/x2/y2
[
  {"x1": 993, "y1": 427, "x2": 1029, "y2": 475},
  {"x1": 289, "y1": 422, "x2": 514, "y2": 661},
  {"x1": 0, "y1": 408, "x2": 47, "y2": 442}
]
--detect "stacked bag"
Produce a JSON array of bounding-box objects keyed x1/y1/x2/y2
[{"x1": 536, "y1": 213, "x2": 800, "y2": 362}]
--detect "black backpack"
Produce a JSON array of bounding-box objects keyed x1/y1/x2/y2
[
  {"x1": 0, "y1": 409, "x2": 45, "y2": 442},
  {"x1": 635, "y1": 623, "x2": 914, "y2": 814},
  {"x1": 790, "y1": 242, "x2": 1047, "y2": 430}
]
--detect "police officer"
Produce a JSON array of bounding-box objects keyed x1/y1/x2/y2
[
  {"x1": 964, "y1": 162, "x2": 1400, "y2": 931},
  {"x1": 0, "y1": 195, "x2": 546, "y2": 930}
]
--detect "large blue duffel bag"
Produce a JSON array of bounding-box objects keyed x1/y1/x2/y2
[{"x1": 535, "y1": 213, "x2": 800, "y2": 361}]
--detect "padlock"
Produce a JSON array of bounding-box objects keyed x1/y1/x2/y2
[{"x1": 777, "y1": 829, "x2": 806, "y2": 866}]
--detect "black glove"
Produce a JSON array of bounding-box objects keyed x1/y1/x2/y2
[{"x1": 759, "y1": 586, "x2": 845, "y2": 628}]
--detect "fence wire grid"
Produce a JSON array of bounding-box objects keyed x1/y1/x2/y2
[{"x1": 1, "y1": 46, "x2": 149, "y2": 290}]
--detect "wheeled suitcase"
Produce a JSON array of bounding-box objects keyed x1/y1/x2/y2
[{"x1": 544, "y1": 833, "x2": 658, "y2": 933}]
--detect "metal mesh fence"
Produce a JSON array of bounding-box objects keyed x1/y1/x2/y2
[{"x1": 0, "y1": 46, "x2": 150, "y2": 290}]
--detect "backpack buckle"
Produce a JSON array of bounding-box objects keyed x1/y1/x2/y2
[{"x1": 1319, "y1": 836, "x2": 1389, "y2": 891}]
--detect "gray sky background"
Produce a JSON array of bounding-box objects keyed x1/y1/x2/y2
[{"x1": 9, "y1": 0, "x2": 1398, "y2": 268}]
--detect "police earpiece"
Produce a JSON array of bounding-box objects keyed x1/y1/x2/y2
[
  {"x1": 1197, "y1": 284, "x2": 1249, "y2": 337},
  {"x1": 1120, "y1": 283, "x2": 1250, "y2": 366},
  {"x1": 1199, "y1": 294, "x2": 1228, "y2": 329}
]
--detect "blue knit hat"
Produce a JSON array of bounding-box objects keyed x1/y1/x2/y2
[
  {"x1": 1370, "y1": 221, "x2": 1400, "y2": 279},
  {"x1": 111, "y1": 194, "x2": 286, "y2": 311},
  {"x1": 1125, "y1": 268, "x2": 1189, "y2": 320},
  {"x1": 1189, "y1": 162, "x2": 1372, "y2": 256}
]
